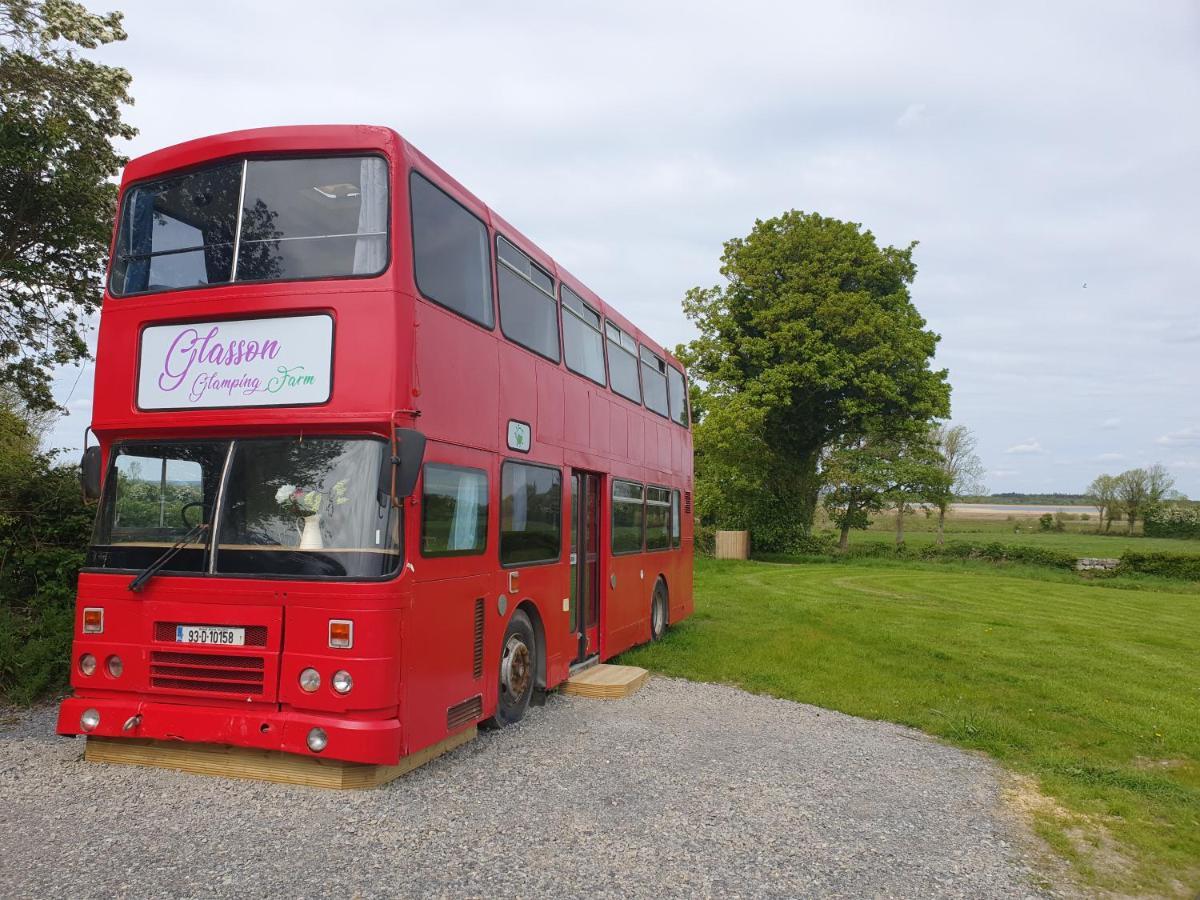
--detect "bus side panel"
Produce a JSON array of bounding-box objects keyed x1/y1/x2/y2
[{"x1": 404, "y1": 574, "x2": 491, "y2": 755}]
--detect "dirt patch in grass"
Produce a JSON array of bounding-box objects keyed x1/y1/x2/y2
[{"x1": 1001, "y1": 772, "x2": 1199, "y2": 899}]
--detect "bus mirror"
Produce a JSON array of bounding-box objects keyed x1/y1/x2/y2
[
  {"x1": 81, "y1": 446, "x2": 102, "y2": 500},
  {"x1": 386, "y1": 428, "x2": 426, "y2": 502}
]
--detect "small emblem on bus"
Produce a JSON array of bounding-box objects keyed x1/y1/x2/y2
[{"x1": 507, "y1": 420, "x2": 531, "y2": 452}]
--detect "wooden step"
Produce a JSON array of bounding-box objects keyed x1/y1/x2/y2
[
  {"x1": 560, "y1": 663, "x2": 649, "y2": 700},
  {"x1": 84, "y1": 726, "x2": 476, "y2": 790}
]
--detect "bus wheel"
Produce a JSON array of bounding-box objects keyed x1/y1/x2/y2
[
  {"x1": 650, "y1": 579, "x2": 669, "y2": 641},
  {"x1": 491, "y1": 609, "x2": 535, "y2": 727}
]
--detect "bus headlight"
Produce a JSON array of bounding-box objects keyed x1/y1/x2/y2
[
  {"x1": 79, "y1": 653, "x2": 97, "y2": 676},
  {"x1": 80, "y1": 709, "x2": 100, "y2": 732},
  {"x1": 299, "y1": 668, "x2": 321, "y2": 692},
  {"x1": 106, "y1": 655, "x2": 123, "y2": 678},
  {"x1": 331, "y1": 670, "x2": 353, "y2": 694},
  {"x1": 306, "y1": 727, "x2": 328, "y2": 752}
]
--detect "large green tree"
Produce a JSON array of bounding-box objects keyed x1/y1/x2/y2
[
  {"x1": 682, "y1": 211, "x2": 950, "y2": 548},
  {"x1": 0, "y1": 0, "x2": 134, "y2": 410}
]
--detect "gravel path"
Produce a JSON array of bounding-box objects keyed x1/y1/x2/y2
[{"x1": 0, "y1": 678, "x2": 1053, "y2": 899}]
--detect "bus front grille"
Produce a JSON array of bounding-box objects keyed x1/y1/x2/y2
[{"x1": 149, "y1": 650, "x2": 265, "y2": 696}]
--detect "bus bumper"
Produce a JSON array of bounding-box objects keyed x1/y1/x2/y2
[{"x1": 56, "y1": 696, "x2": 402, "y2": 766}]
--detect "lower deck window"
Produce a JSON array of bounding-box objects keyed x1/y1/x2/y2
[
  {"x1": 611, "y1": 479, "x2": 644, "y2": 553},
  {"x1": 646, "y1": 486, "x2": 671, "y2": 550},
  {"x1": 500, "y1": 461, "x2": 562, "y2": 565},
  {"x1": 422, "y1": 464, "x2": 488, "y2": 556}
]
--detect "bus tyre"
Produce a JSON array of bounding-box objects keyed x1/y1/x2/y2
[
  {"x1": 650, "y1": 579, "x2": 669, "y2": 642},
  {"x1": 490, "y1": 609, "x2": 535, "y2": 728}
]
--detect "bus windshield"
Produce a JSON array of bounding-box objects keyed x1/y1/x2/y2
[
  {"x1": 88, "y1": 437, "x2": 400, "y2": 579},
  {"x1": 109, "y1": 155, "x2": 389, "y2": 296}
]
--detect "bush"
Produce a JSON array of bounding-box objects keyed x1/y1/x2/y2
[
  {"x1": 695, "y1": 525, "x2": 717, "y2": 558},
  {"x1": 1144, "y1": 506, "x2": 1200, "y2": 540},
  {"x1": 0, "y1": 408, "x2": 92, "y2": 704},
  {"x1": 1118, "y1": 552, "x2": 1200, "y2": 581}
]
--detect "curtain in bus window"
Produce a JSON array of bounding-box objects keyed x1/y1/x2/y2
[
  {"x1": 421, "y1": 464, "x2": 488, "y2": 556},
  {"x1": 410, "y1": 172, "x2": 493, "y2": 327},
  {"x1": 353, "y1": 157, "x2": 388, "y2": 275},
  {"x1": 501, "y1": 463, "x2": 561, "y2": 565}
]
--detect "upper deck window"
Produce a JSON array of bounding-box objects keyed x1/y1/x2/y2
[
  {"x1": 560, "y1": 285, "x2": 606, "y2": 386},
  {"x1": 110, "y1": 156, "x2": 389, "y2": 297},
  {"x1": 639, "y1": 345, "x2": 669, "y2": 418},
  {"x1": 667, "y1": 366, "x2": 689, "y2": 427},
  {"x1": 497, "y1": 235, "x2": 560, "y2": 362},
  {"x1": 411, "y1": 172, "x2": 493, "y2": 328},
  {"x1": 605, "y1": 321, "x2": 641, "y2": 404}
]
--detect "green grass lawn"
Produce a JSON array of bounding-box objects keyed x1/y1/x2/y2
[
  {"x1": 621, "y1": 557, "x2": 1200, "y2": 894},
  {"x1": 847, "y1": 511, "x2": 1200, "y2": 558}
]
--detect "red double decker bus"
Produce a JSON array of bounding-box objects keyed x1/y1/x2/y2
[{"x1": 57, "y1": 126, "x2": 693, "y2": 766}]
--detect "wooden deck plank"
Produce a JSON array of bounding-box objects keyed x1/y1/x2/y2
[
  {"x1": 561, "y1": 663, "x2": 649, "y2": 700},
  {"x1": 84, "y1": 726, "x2": 476, "y2": 790}
]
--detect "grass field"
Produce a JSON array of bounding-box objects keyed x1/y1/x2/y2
[
  {"x1": 839, "y1": 508, "x2": 1200, "y2": 558},
  {"x1": 621, "y1": 557, "x2": 1200, "y2": 895}
]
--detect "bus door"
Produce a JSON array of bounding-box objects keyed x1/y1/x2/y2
[{"x1": 569, "y1": 470, "x2": 601, "y2": 662}]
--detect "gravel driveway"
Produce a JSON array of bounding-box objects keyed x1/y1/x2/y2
[{"x1": 0, "y1": 677, "x2": 1052, "y2": 898}]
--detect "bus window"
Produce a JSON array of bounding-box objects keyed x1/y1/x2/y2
[
  {"x1": 421, "y1": 464, "x2": 489, "y2": 557},
  {"x1": 671, "y1": 489, "x2": 681, "y2": 547},
  {"x1": 640, "y1": 346, "x2": 669, "y2": 418},
  {"x1": 561, "y1": 285, "x2": 606, "y2": 386},
  {"x1": 667, "y1": 366, "x2": 689, "y2": 427},
  {"x1": 606, "y1": 322, "x2": 641, "y2": 404},
  {"x1": 611, "y1": 480, "x2": 644, "y2": 554},
  {"x1": 236, "y1": 156, "x2": 388, "y2": 282},
  {"x1": 500, "y1": 461, "x2": 562, "y2": 566},
  {"x1": 497, "y1": 236, "x2": 560, "y2": 362},
  {"x1": 411, "y1": 171, "x2": 494, "y2": 328},
  {"x1": 646, "y1": 486, "x2": 671, "y2": 550}
]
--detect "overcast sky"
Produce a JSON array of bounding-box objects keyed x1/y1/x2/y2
[{"x1": 49, "y1": 0, "x2": 1200, "y2": 496}]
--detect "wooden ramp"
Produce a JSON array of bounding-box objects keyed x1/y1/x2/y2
[
  {"x1": 561, "y1": 663, "x2": 649, "y2": 700},
  {"x1": 84, "y1": 726, "x2": 475, "y2": 790}
]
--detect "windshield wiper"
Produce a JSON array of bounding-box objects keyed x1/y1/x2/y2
[{"x1": 128, "y1": 522, "x2": 210, "y2": 593}]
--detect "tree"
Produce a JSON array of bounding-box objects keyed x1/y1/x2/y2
[
  {"x1": 927, "y1": 423, "x2": 985, "y2": 545},
  {"x1": 1, "y1": 0, "x2": 135, "y2": 411},
  {"x1": 1086, "y1": 473, "x2": 1119, "y2": 533},
  {"x1": 682, "y1": 211, "x2": 950, "y2": 550},
  {"x1": 887, "y1": 432, "x2": 950, "y2": 546},
  {"x1": 1115, "y1": 465, "x2": 1176, "y2": 535},
  {"x1": 822, "y1": 431, "x2": 944, "y2": 550}
]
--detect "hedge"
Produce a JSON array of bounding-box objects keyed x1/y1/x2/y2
[
  {"x1": 1144, "y1": 507, "x2": 1200, "y2": 540},
  {"x1": 1118, "y1": 552, "x2": 1200, "y2": 581}
]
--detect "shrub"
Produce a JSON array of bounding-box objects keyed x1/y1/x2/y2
[
  {"x1": 1144, "y1": 506, "x2": 1200, "y2": 540},
  {"x1": 1038, "y1": 513, "x2": 1054, "y2": 532},
  {"x1": 694, "y1": 525, "x2": 717, "y2": 558},
  {"x1": 1118, "y1": 552, "x2": 1200, "y2": 581}
]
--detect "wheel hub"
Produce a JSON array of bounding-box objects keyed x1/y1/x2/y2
[{"x1": 501, "y1": 635, "x2": 531, "y2": 700}]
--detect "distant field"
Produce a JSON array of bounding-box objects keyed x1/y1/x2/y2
[
  {"x1": 827, "y1": 506, "x2": 1200, "y2": 558},
  {"x1": 623, "y1": 558, "x2": 1200, "y2": 894}
]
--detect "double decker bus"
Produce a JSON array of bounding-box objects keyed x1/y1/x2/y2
[{"x1": 57, "y1": 126, "x2": 693, "y2": 766}]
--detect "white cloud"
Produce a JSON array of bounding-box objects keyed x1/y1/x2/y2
[
  {"x1": 1156, "y1": 427, "x2": 1200, "y2": 447},
  {"x1": 989, "y1": 468, "x2": 1019, "y2": 478},
  {"x1": 1005, "y1": 438, "x2": 1044, "y2": 455},
  {"x1": 896, "y1": 102, "x2": 928, "y2": 128},
  {"x1": 1095, "y1": 452, "x2": 1125, "y2": 462},
  {"x1": 1100, "y1": 417, "x2": 1121, "y2": 429}
]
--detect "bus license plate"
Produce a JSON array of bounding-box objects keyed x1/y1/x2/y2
[{"x1": 175, "y1": 625, "x2": 245, "y2": 646}]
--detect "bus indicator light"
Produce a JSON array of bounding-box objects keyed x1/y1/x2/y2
[
  {"x1": 329, "y1": 620, "x2": 353, "y2": 649},
  {"x1": 83, "y1": 608, "x2": 103, "y2": 634}
]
